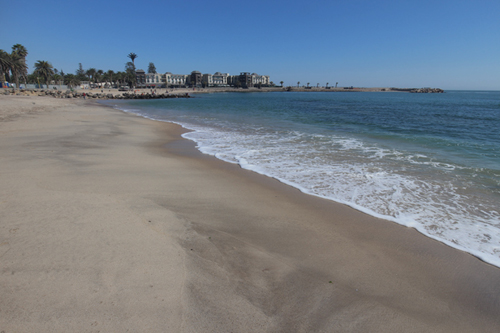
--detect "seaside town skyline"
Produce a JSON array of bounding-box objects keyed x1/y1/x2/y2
[
  {"x1": 1, "y1": 44, "x2": 276, "y2": 90},
  {"x1": 2, "y1": 0, "x2": 499, "y2": 91},
  {"x1": 135, "y1": 69, "x2": 271, "y2": 89},
  {"x1": 0, "y1": 45, "x2": 437, "y2": 92}
]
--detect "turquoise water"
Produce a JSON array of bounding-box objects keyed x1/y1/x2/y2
[{"x1": 107, "y1": 91, "x2": 500, "y2": 267}]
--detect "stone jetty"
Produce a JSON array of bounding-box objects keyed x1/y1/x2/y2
[
  {"x1": 2, "y1": 89, "x2": 191, "y2": 100},
  {"x1": 390, "y1": 87, "x2": 444, "y2": 93}
]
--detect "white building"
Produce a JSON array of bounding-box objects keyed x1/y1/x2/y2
[
  {"x1": 162, "y1": 71, "x2": 270, "y2": 88},
  {"x1": 145, "y1": 73, "x2": 165, "y2": 87},
  {"x1": 251, "y1": 73, "x2": 270, "y2": 86},
  {"x1": 165, "y1": 72, "x2": 188, "y2": 87},
  {"x1": 212, "y1": 72, "x2": 230, "y2": 86}
]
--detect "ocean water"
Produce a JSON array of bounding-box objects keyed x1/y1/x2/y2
[{"x1": 106, "y1": 91, "x2": 500, "y2": 268}]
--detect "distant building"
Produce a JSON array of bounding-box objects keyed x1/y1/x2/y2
[
  {"x1": 135, "y1": 69, "x2": 146, "y2": 87},
  {"x1": 239, "y1": 72, "x2": 253, "y2": 88},
  {"x1": 228, "y1": 75, "x2": 239, "y2": 86},
  {"x1": 202, "y1": 73, "x2": 213, "y2": 87},
  {"x1": 145, "y1": 72, "x2": 165, "y2": 88},
  {"x1": 213, "y1": 72, "x2": 229, "y2": 86},
  {"x1": 160, "y1": 70, "x2": 270, "y2": 88},
  {"x1": 251, "y1": 73, "x2": 270, "y2": 86},
  {"x1": 165, "y1": 73, "x2": 188, "y2": 87},
  {"x1": 189, "y1": 71, "x2": 202, "y2": 87}
]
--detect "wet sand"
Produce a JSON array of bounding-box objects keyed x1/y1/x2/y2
[{"x1": 1, "y1": 95, "x2": 499, "y2": 332}]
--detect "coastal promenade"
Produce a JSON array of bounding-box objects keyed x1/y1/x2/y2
[{"x1": 1, "y1": 95, "x2": 497, "y2": 332}]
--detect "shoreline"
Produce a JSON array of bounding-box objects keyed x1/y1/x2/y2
[
  {"x1": 1, "y1": 95, "x2": 499, "y2": 331},
  {"x1": 113, "y1": 95, "x2": 500, "y2": 269}
]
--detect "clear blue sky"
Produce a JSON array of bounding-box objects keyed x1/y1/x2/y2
[{"x1": 2, "y1": 0, "x2": 499, "y2": 90}]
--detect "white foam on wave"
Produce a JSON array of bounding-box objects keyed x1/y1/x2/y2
[{"x1": 182, "y1": 124, "x2": 500, "y2": 268}]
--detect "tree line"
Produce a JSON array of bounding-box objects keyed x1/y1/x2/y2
[{"x1": 1, "y1": 45, "x2": 144, "y2": 89}]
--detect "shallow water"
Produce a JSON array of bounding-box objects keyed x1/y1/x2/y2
[{"x1": 107, "y1": 90, "x2": 500, "y2": 267}]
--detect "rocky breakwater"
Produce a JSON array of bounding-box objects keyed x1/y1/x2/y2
[
  {"x1": 2, "y1": 89, "x2": 191, "y2": 99},
  {"x1": 117, "y1": 92, "x2": 191, "y2": 99},
  {"x1": 409, "y1": 88, "x2": 444, "y2": 93},
  {"x1": 390, "y1": 87, "x2": 444, "y2": 93}
]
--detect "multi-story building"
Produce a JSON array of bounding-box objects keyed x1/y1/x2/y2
[
  {"x1": 227, "y1": 75, "x2": 239, "y2": 86},
  {"x1": 165, "y1": 72, "x2": 188, "y2": 87},
  {"x1": 251, "y1": 73, "x2": 270, "y2": 86},
  {"x1": 213, "y1": 72, "x2": 229, "y2": 86},
  {"x1": 135, "y1": 69, "x2": 146, "y2": 87},
  {"x1": 202, "y1": 73, "x2": 213, "y2": 87},
  {"x1": 189, "y1": 71, "x2": 202, "y2": 87},
  {"x1": 239, "y1": 72, "x2": 253, "y2": 88},
  {"x1": 145, "y1": 72, "x2": 166, "y2": 88},
  {"x1": 139, "y1": 70, "x2": 271, "y2": 88}
]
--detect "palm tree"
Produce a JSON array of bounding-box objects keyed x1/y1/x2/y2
[
  {"x1": 33, "y1": 60, "x2": 54, "y2": 88},
  {"x1": 96, "y1": 69, "x2": 104, "y2": 87},
  {"x1": 297, "y1": 81, "x2": 300, "y2": 87},
  {"x1": 121, "y1": 71, "x2": 128, "y2": 86},
  {"x1": 125, "y1": 62, "x2": 136, "y2": 87},
  {"x1": 280, "y1": 81, "x2": 284, "y2": 87},
  {"x1": 326, "y1": 82, "x2": 329, "y2": 88},
  {"x1": 64, "y1": 74, "x2": 80, "y2": 88},
  {"x1": 106, "y1": 70, "x2": 115, "y2": 88},
  {"x1": 0, "y1": 49, "x2": 11, "y2": 87},
  {"x1": 127, "y1": 53, "x2": 138, "y2": 67},
  {"x1": 12, "y1": 44, "x2": 28, "y2": 60},
  {"x1": 12, "y1": 44, "x2": 28, "y2": 85},
  {"x1": 115, "y1": 71, "x2": 127, "y2": 87},
  {"x1": 52, "y1": 73, "x2": 62, "y2": 86},
  {"x1": 336, "y1": 82, "x2": 338, "y2": 88},
  {"x1": 307, "y1": 82, "x2": 310, "y2": 88},
  {"x1": 107, "y1": 70, "x2": 114, "y2": 84},
  {"x1": 86, "y1": 68, "x2": 96, "y2": 85},
  {"x1": 9, "y1": 53, "x2": 28, "y2": 90}
]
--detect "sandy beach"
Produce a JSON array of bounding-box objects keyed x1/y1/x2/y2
[{"x1": 1, "y1": 95, "x2": 499, "y2": 332}]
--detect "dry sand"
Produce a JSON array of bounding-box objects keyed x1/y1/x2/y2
[{"x1": 1, "y1": 95, "x2": 499, "y2": 332}]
